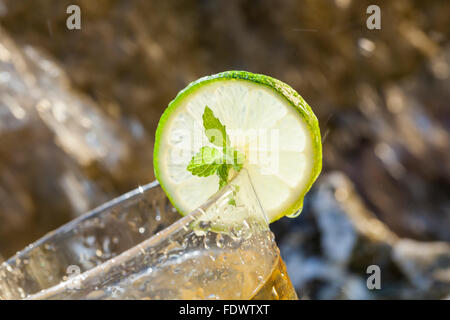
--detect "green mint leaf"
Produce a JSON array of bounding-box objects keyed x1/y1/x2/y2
[
  {"x1": 217, "y1": 164, "x2": 230, "y2": 189},
  {"x1": 232, "y1": 149, "x2": 245, "y2": 172},
  {"x1": 187, "y1": 146, "x2": 222, "y2": 177},
  {"x1": 203, "y1": 106, "x2": 230, "y2": 148},
  {"x1": 219, "y1": 178, "x2": 228, "y2": 190},
  {"x1": 224, "y1": 148, "x2": 245, "y2": 172},
  {"x1": 187, "y1": 106, "x2": 246, "y2": 191},
  {"x1": 228, "y1": 184, "x2": 239, "y2": 206}
]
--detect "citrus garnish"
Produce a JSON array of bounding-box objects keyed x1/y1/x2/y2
[{"x1": 154, "y1": 71, "x2": 322, "y2": 222}]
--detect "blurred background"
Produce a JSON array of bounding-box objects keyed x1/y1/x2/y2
[{"x1": 0, "y1": 0, "x2": 448, "y2": 299}]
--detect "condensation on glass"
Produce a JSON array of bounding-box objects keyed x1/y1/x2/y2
[{"x1": 0, "y1": 171, "x2": 297, "y2": 300}]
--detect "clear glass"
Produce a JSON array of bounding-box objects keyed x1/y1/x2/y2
[{"x1": 0, "y1": 170, "x2": 297, "y2": 300}]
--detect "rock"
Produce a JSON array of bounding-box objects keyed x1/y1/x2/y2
[
  {"x1": 392, "y1": 239, "x2": 450, "y2": 296},
  {"x1": 276, "y1": 171, "x2": 450, "y2": 299},
  {"x1": 0, "y1": 28, "x2": 141, "y2": 257},
  {"x1": 313, "y1": 182, "x2": 358, "y2": 266}
]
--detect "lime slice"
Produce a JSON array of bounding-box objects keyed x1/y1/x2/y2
[{"x1": 154, "y1": 71, "x2": 322, "y2": 222}]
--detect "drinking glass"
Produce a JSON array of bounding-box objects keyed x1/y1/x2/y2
[{"x1": 0, "y1": 170, "x2": 297, "y2": 300}]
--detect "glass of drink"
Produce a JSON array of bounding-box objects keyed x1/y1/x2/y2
[{"x1": 0, "y1": 169, "x2": 297, "y2": 300}]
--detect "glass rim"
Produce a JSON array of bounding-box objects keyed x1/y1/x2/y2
[
  {"x1": 1, "y1": 168, "x2": 270, "y2": 299},
  {"x1": 2, "y1": 180, "x2": 161, "y2": 266}
]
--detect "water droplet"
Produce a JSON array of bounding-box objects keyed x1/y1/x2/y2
[
  {"x1": 155, "y1": 207, "x2": 161, "y2": 221},
  {"x1": 199, "y1": 221, "x2": 210, "y2": 229},
  {"x1": 216, "y1": 234, "x2": 224, "y2": 248},
  {"x1": 193, "y1": 229, "x2": 206, "y2": 237},
  {"x1": 286, "y1": 206, "x2": 303, "y2": 218}
]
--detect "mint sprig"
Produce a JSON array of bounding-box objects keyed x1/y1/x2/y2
[
  {"x1": 186, "y1": 146, "x2": 223, "y2": 177},
  {"x1": 202, "y1": 106, "x2": 230, "y2": 148},
  {"x1": 217, "y1": 164, "x2": 231, "y2": 189},
  {"x1": 187, "y1": 106, "x2": 245, "y2": 189}
]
